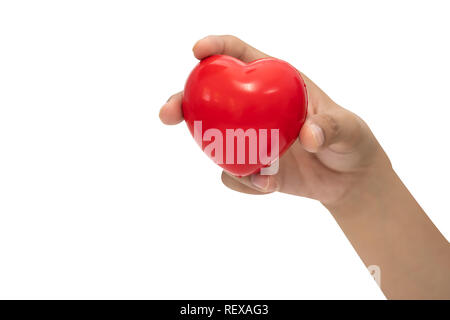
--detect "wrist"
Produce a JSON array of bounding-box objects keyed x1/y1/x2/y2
[
  {"x1": 322, "y1": 160, "x2": 397, "y2": 218},
  {"x1": 321, "y1": 157, "x2": 450, "y2": 299}
]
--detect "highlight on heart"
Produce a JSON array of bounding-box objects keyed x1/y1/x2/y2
[{"x1": 192, "y1": 120, "x2": 280, "y2": 175}]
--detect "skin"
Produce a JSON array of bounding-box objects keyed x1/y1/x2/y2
[{"x1": 159, "y1": 35, "x2": 450, "y2": 299}]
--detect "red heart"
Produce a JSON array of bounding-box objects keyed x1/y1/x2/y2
[{"x1": 182, "y1": 55, "x2": 308, "y2": 177}]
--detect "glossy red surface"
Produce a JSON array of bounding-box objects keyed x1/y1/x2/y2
[{"x1": 182, "y1": 55, "x2": 308, "y2": 176}]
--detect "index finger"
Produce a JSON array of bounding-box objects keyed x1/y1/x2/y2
[
  {"x1": 192, "y1": 35, "x2": 324, "y2": 115},
  {"x1": 192, "y1": 35, "x2": 270, "y2": 62}
]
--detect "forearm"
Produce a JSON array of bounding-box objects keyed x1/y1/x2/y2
[{"x1": 325, "y1": 165, "x2": 450, "y2": 299}]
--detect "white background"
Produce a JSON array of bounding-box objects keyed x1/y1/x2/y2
[{"x1": 0, "y1": 1, "x2": 449, "y2": 299}]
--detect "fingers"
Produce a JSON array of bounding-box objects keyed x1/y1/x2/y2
[
  {"x1": 193, "y1": 35, "x2": 269, "y2": 62},
  {"x1": 159, "y1": 91, "x2": 183, "y2": 125},
  {"x1": 221, "y1": 171, "x2": 279, "y2": 195},
  {"x1": 299, "y1": 106, "x2": 365, "y2": 154},
  {"x1": 221, "y1": 172, "x2": 265, "y2": 195},
  {"x1": 191, "y1": 35, "x2": 329, "y2": 113}
]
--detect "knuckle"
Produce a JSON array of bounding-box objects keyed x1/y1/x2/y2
[
  {"x1": 320, "y1": 113, "x2": 339, "y2": 140},
  {"x1": 223, "y1": 34, "x2": 239, "y2": 42}
]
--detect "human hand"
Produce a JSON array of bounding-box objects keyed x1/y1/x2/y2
[
  {"x1": 159, "y1": 35, "x2": 391, "y2": 207},
  {"x1": 160, "y1": 36, "x2": 450, "y2": 299}
]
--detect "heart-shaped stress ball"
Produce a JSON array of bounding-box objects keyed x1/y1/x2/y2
[{"x1": 182, "y1": 54, "x2": 308, "y2": 177}]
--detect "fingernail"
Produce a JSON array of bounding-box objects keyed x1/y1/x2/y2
[
  {"x1": 310, "y1": 123, "x2": 324, "y2": 147},
  {"x1": 250, "y1": 174, "x2": 269, "y2": 190}
]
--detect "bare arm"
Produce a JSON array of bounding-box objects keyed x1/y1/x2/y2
[
  {"x1": 160, "y1": 35, "x2": 450, "y2": 299},
  {"x1": 327, "y1": 166, "x2": 450, "y2": 299}
]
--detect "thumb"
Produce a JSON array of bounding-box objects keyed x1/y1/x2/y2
[{"x1": 299, "y1": 106, "x2": 363, "y2": 153}]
